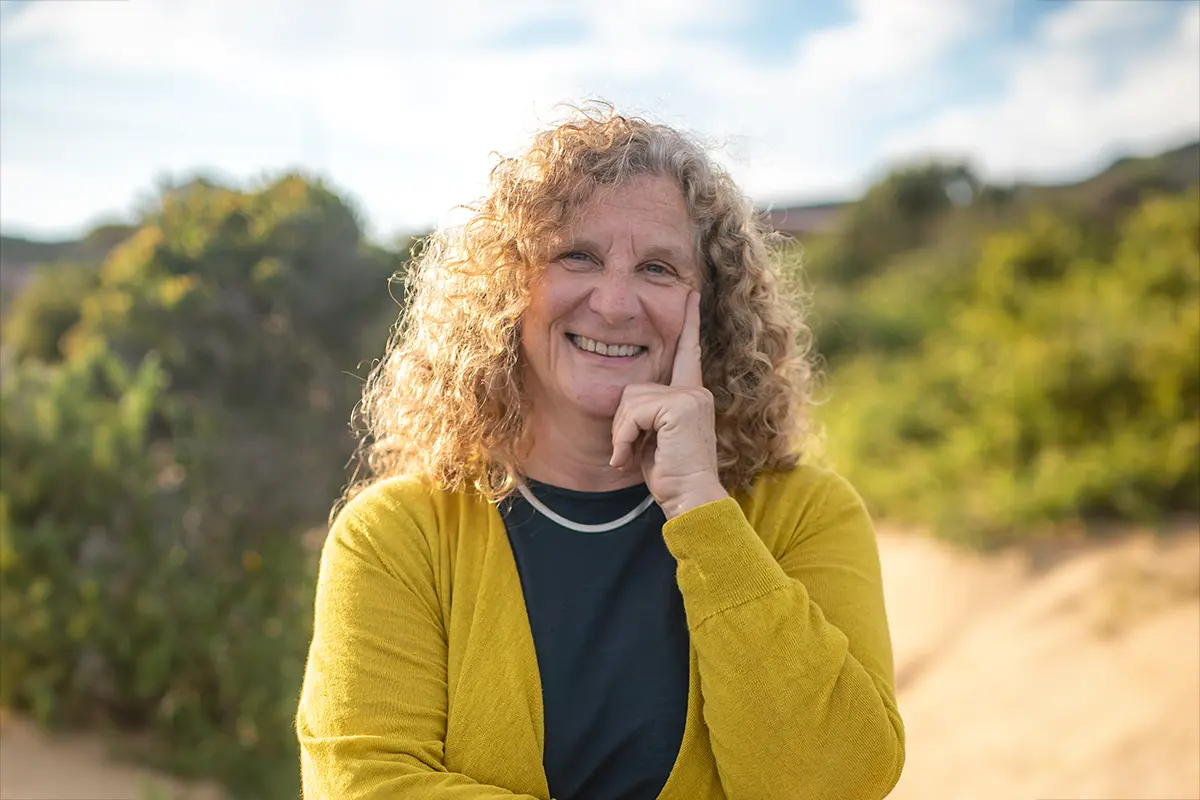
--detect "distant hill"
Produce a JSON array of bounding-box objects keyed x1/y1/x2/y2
[
  {"x1": 0, "y1": 223, "x2": 136, "y2": 307},
  {"x1": 1033, "y1": 140, "x2": 1200, "y2": 217},
  {"x1": 766, "y1": 139, "x2": 1199, "y2": 234},
  {"x1": 1, "y1": 222, "x2": 135, "y2": 270}
]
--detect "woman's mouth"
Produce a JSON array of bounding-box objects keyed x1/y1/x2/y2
[{"x1": 568, "y1": 334, "x2": 646, "y2": 358}]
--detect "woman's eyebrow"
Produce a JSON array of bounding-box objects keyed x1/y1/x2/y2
[
  {"x1": 639, "y1": 243, "x2": 695, "y2": 266},
  {"x1": 561, "y1": 236, "x2": 604, "y2": 252}
]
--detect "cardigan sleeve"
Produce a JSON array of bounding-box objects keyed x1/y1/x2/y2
[
  {"x1": 295, "y1": 487, "x2": 546, "y2": 800},
  {"x1": 661, "y1": 469, "x2": 905, "y2": 800}
]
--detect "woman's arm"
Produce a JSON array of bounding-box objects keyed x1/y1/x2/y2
[
  {"x1": 296, "y1": 490, "x2": 546, "y2": 800},
  {"x1": 661, "y1": 469, "x2": 905, "y2": 800}
]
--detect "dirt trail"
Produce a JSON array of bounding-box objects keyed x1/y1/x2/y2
[
  {"x1": 0, "y1": 715, "x2": 223, "y2": 800},
  {"x1": 2, "y1": 524, "x2": 1197, "y2": 800},
  {"x1": 883, "y1": 523, "x2": 1200, "y2": 800}
]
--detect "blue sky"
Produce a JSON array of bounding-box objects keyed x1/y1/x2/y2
[{"x1": 1, "y1": 0, "x2": 1197, "y2": 243}]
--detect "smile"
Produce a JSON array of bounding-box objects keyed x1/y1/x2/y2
[{"x1": 568, "y1": 334, "x2": 646, "y2": 358}]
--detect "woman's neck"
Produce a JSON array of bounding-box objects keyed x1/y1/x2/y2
[{"x1": 517, "y1": 408, "x2": 644, "y2": 492}]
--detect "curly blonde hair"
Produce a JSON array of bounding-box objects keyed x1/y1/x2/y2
[{"x1": 338, "y1": 103, "x2": 819, "y2": 518}]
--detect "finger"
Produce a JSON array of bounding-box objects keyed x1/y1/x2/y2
[
  {"x1": 610, "y1": 412, "x2": 646, "y2": 469},
  {"x1": 621, "y1": 431, "x2": 652, "y2": 472},
  {"x1": 614, "y1": 388, "x2": 643, "y2": 470},
  {"x1": 670, "y1": 290, "x2": 702, "y2": 388},
  {"x1": 610, "y1": 419, "x2": 638, "y2": 469},
  {"x1": 636, "y1": 431, "x2": 657, "y2": 470},
  {"x1": 609, "y1": 400, "x2": 662, "y2": 468},
  {"x1": 608, "y1": 385, "x2": 651, "y2": 468}
]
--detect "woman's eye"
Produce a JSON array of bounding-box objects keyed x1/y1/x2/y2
[
  {"x1": 644, "y1": 262, "x2": 673, "y2": 276},
  {"x1": 558, "y1": 251, "x2": 596, "y2": 269}
]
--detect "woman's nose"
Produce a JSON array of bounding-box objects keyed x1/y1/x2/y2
[{"x1": 587, "y1": 268, "x2": 641, "y2": 321}]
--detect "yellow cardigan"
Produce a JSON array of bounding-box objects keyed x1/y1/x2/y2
[{"x1": 296, "y1": 465, "x2": 905, "y2": 799}]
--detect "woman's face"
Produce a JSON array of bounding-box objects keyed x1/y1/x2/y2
[{"x1": 520, "y1": 174, "x2": 701, "y2": 421}]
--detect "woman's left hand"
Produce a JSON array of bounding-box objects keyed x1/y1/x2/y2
[{"x1": 610, "y1": 291, "x2": 730, "y2": 519}]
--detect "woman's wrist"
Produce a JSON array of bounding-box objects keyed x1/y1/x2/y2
[{"x1": 662, "y1": 479, "x2": 730, "y2": 520}]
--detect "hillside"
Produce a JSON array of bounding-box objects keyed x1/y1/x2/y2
[
  {"x1": 0, "y1": 223, "x2": 135, "y2": 268},
  {"x1": 761, "y1": 139, "x2": 1200, "y2": 238},
  {"x1": 0, "y1": 223, "x2": 135, "y2": 308},
  {"x1": 1044, "y1": 139, "x2": 1200, "y2": 213}
]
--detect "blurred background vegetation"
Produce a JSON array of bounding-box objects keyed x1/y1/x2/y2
[{"x1": 0, "y1": 141, "x2": 1196, "y2": 797}]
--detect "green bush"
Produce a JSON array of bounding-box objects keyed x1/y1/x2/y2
[
  {"x1": 804, "y1": 245, "x2": 977, "y2": 367},
  {"x1": 1, "y1": 262, "x2": 102, "y2": 363},
  {"x1": 809, "y1": 161, "x2": 978, "y2": 287},
  {"x1": 819, "y1": 191, "x2": 1200, "y2": 547},
  {"x1": 60, "y1": 175, "x2": 403, "y2": 535},
  {"x1": 0, "y1": 174, "x2": 404, "y2": 797},
  {"x1": 0, "y1": 341, "x2": 315, "y2": 797}
]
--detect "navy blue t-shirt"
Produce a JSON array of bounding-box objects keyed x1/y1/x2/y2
[{"x1": 500, "y1": 478, "x2": 690, "y2": 800}]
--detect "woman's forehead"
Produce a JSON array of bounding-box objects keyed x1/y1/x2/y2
[{"x1": 561, "y1": 178, "x2": 699, "y2": 251}]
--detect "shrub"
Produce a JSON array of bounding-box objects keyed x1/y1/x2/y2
[
  {"x1": 0, "y1": 341, "x2": 315, "y2": 797},
  {"x1": 0, "y1": 174, "x2": 404, "y2": 797},
  {"x1": 1, "y1": 262, "x2": 102, "y2": 363},
  {"x1": 811, "y1": 161, "x2": 978, "y2": 286},
  {"x1": 820, "y1": 191, "x2": 1200, "y2": 547}
]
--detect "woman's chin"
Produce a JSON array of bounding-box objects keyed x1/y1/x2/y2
[{"x1": 567, "y1": 386, "x2": 626, "y2": 420}]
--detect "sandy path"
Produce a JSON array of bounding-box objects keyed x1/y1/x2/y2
[
  {"x1": 0, "y1": 715, "x2": 223, "y2": 800},
  {"x1": 883, "y1": 524, "x2": 1200, "y2": 800},
  {"x1": 2, "y1": 524, "x2": 1197, "y2": 800}
]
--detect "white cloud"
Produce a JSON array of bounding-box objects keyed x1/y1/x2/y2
[
  {"x1": 1, "y1": 0, "x2": 1196, "y2": 240},
  {"x1": 882, "y1": 2, "x2": 1200, "y2": 183},
  {"x1": 1041, "y1": 0, "x2": 1159, "y2": 47},
  {"x1": 792, "y1": 0, "x2": 985, "y2": 87}
]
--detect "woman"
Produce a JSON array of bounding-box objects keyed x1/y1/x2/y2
[{"x1": 296, "y1": 105, "x2": 905, "y2": 799}]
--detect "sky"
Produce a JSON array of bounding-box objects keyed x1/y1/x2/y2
[{"x1": 1, "y1": 0, "x2": 1197, "y2": 244}]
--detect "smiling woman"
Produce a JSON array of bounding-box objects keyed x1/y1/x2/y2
[{"x1": 296, "y1": 102, "x2": 906, "y2": 800}]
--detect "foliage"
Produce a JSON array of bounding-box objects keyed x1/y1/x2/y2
[
  {"x1": 2, "y1": 262, "x2": 102, "y2": 362},
  {"x1": 0, "y1": 342, "x2": 316, "y2": 795},
  {"x1": 801, "y1": 142, "x2": 1199, "y2": 368},
  {"x1": 0, "y1": 174, "x2": 404, "y2": 797},
  {"x1": 805, "y1": 161, "x2": 979, "y2": 288},
  {"x1": 61, "y1": 173, "x2": 404, "y2": 540},
  {"x1": 818, "y1": 191, "x2": 1200, "y2": 547}
]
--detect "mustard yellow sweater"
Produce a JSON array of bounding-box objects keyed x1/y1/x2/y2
[{"x1": 296, "y1": 465, "x2": 905, "y2": 799}]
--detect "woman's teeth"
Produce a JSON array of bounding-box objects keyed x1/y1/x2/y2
[{"x1": 569, "y1": 334, "x2": 645, "y2": 358}]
